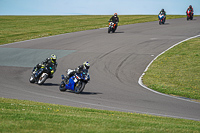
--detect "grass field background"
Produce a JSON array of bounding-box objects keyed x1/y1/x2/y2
[
  {"x1": 0, "y1": 15, "x2": 186, "y2": 45},
  {"x1": 0, "y1": 15, "x2": 200, "y2": 132}
]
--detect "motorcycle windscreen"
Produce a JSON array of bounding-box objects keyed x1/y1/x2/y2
[{"x1": 159, "y1": 15, "x2": 164, "y2": 19}]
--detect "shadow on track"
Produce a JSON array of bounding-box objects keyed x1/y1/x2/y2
[
  {"x1": 80, "y1": 92, "x2": 103, "y2": 95},
  {"x1": 61, "y1": 90, "x2": 102, "y2": 95},
  {"x1": 114, "y1": 31, "x2": 125, "y2": 33},
  {"x1": 159, "y1": 22, "x2": 170, "y2": 25},
  {"x1": 42, "y1": 83, "x2": 60, "y2": 86}
]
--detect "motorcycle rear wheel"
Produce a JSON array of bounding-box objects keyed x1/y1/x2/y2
[
  {"x1": 112, "y1": 29, "x2": 115, "y2": 33},
  {"x1": 38, "y1": 74, "x2": 48, "y2": 85},
  {"x1": 74, "y1": 81, "x2": 85, "y2": 94}
]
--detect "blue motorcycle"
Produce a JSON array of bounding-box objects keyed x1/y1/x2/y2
[
  {"x1": 158, "y1": 13, "x2": 165, "y2": 25},
  {"x1": 59, "y1": 69, "x2": 90, "y2": 94}
]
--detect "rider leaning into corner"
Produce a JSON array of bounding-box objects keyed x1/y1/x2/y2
[
  {"x1": 33, "y1": 54, "x2": 58, "y2": 79},
  {"x1": 159, "y1": 9, "x2": 166, "y2": 22},
  {"x1": 186, "y1": 5, "x2": 194, "y2": 16},
  {"x1": 65, "y1": 61, "x2": 90, "y2": 82},
  {"x1": 109, "y1": 13, "x2": 119, "y2": 30}
]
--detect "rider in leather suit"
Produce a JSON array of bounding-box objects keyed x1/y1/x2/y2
[
  {"x1": 159, "y1": 9, "x2": 166, "y2": 22},
  {"x1": 186, "y1": 5, "x2": 194, "y2": 16},
  {"x1": 109, "y1": 13, "x2": 119, "y2": 30},
  {"x1": 65, "y1": 61, "x2": 90, "y2": 81},
  {"x1": 33, "y1": 54, "x2": 57, "y2": 78}
]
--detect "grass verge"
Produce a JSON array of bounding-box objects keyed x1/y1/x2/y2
[
  {"x1": 143, "y1": 37, "x2": 200, "y2": 100},
  {"x1": 0, "y1": 15, "x2": 186, "y2": 45},
  {"x1": 0, "y1": 97, "x2": 200, "y2": 132},
  {"x1": 1, "y1": 16, "x2": 200, "y2": 131}
]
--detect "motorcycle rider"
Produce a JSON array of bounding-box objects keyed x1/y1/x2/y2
[
  {"x1": 65, "y1": 61, "x2": 90, "y2": 81},
  {"x1": 109, "y1": 13, "x2": 119, "y2": 30},
  {"x1": 33, "y1": 54, "x2": 57, "y2": 79},
  {"x1": 159, "y1": 9, "x2": 166, "y2": 22},
  {"x1": 186, "y1": 5, "x2": 194, "y2": 16}
]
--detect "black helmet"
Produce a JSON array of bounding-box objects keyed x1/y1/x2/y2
[{"x1": 161, "y1": 9, "x2": 164, "y2": 12}]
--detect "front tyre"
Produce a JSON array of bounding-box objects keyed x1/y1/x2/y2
[
  {"x1": 74, "y1": 81, "x2": 85, "y2": 94},
  {"x1": 29, "y1": 75, "x2": 35, "y2": 83},
  {"x1": 59, "y1": 81, "x2": 66, "y2": 91},
  {"x1": 108, "y1": 27, "x2": 111, "y2": 33},
  {"x1": 38, "y1": 73, "x2": 48, "y2": 85}
]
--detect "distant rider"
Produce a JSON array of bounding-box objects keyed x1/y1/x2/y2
[
  {"x1": 159, "y1": 9, "x2": 166, "y2": 22},
  {"x1": 65, "y1": 61, "x2": 90, "y2": 81},
  {"x1": 109, "y1": 13, "x2": 119, "y2": 30},
  {"x1": 186, "y1": 5, "x2": 194, "y2": 16},
  {"x1": 33, "y1": 54, "x2": 57, "y2": 79}
]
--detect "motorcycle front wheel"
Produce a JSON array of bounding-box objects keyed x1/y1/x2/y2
[
  {"x1": 159, "y1": 20, "x2": 161, "y2": 25},
  {"x1": 29, "y1": 74, "x2": 35, "y2": 83},
  {"x1": 108, "y1": 27, "x2": 111, "y2": 33},
  {"x1": 74, "y1": 81, "x2": 85, "y2": 94},
  {"x1": 59, "y1": 81, "x2": 66, "y2": 91}
]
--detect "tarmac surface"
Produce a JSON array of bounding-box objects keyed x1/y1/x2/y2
[{"x1": 0, "y1": 17, "x2": 200, "y2": 121}]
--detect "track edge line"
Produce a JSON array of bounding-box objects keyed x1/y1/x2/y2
[{"x1": 138, "y1": 34, "x2": 200, "y2": 104}]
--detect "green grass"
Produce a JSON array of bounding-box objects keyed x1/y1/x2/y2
[
  {"x1": 143, "y1": 37, "x2": 200, "y2": 100},
  {"x1": 0, "y1": 15, "x2": 186, "y2": 45},
  {"x1": 1, "y1": 15, "x2": 200, "y2": 132},
  {"x1": 1, "y1": 97, "x2": 200, "y2": 133}
]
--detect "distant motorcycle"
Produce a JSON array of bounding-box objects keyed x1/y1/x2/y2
[
  {"x1": 29, "y1": 65, "x2": 53, "y2": 85},
  {"x1": 108, "y1": 21, "x2": 117, "y2": 33},
  {"x1": 158, "y1": 13, "x2": 165, "y2": 25},
  {"x1": 59, "y1": 69, "x2": 90, "y2": 94},
  {"x1": 186, "y1": 10, "x2": 193, "y2": 20}
]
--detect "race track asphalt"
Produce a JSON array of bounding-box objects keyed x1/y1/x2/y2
[{"x1": 0, "y1": 17, "x2": 200, "y2": 121}]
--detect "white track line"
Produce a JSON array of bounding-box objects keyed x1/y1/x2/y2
[{"x1": 138, "y1": 35, "x2": 200, "y2": 104}]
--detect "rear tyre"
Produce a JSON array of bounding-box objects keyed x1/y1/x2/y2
[
  {"x1": 38, "y1": 73, "x2": 48, "y2": 85},
  {"x1": 74, "y1": 81, "x2": 85, "y2": 94},
  {"x1": 112, "y1": 28, "x2": 115, "y2": 33}
]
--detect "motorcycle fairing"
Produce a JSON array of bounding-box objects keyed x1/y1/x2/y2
[{"x1": 65, "y1": 76, "x2": 76, "y2": 91}]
